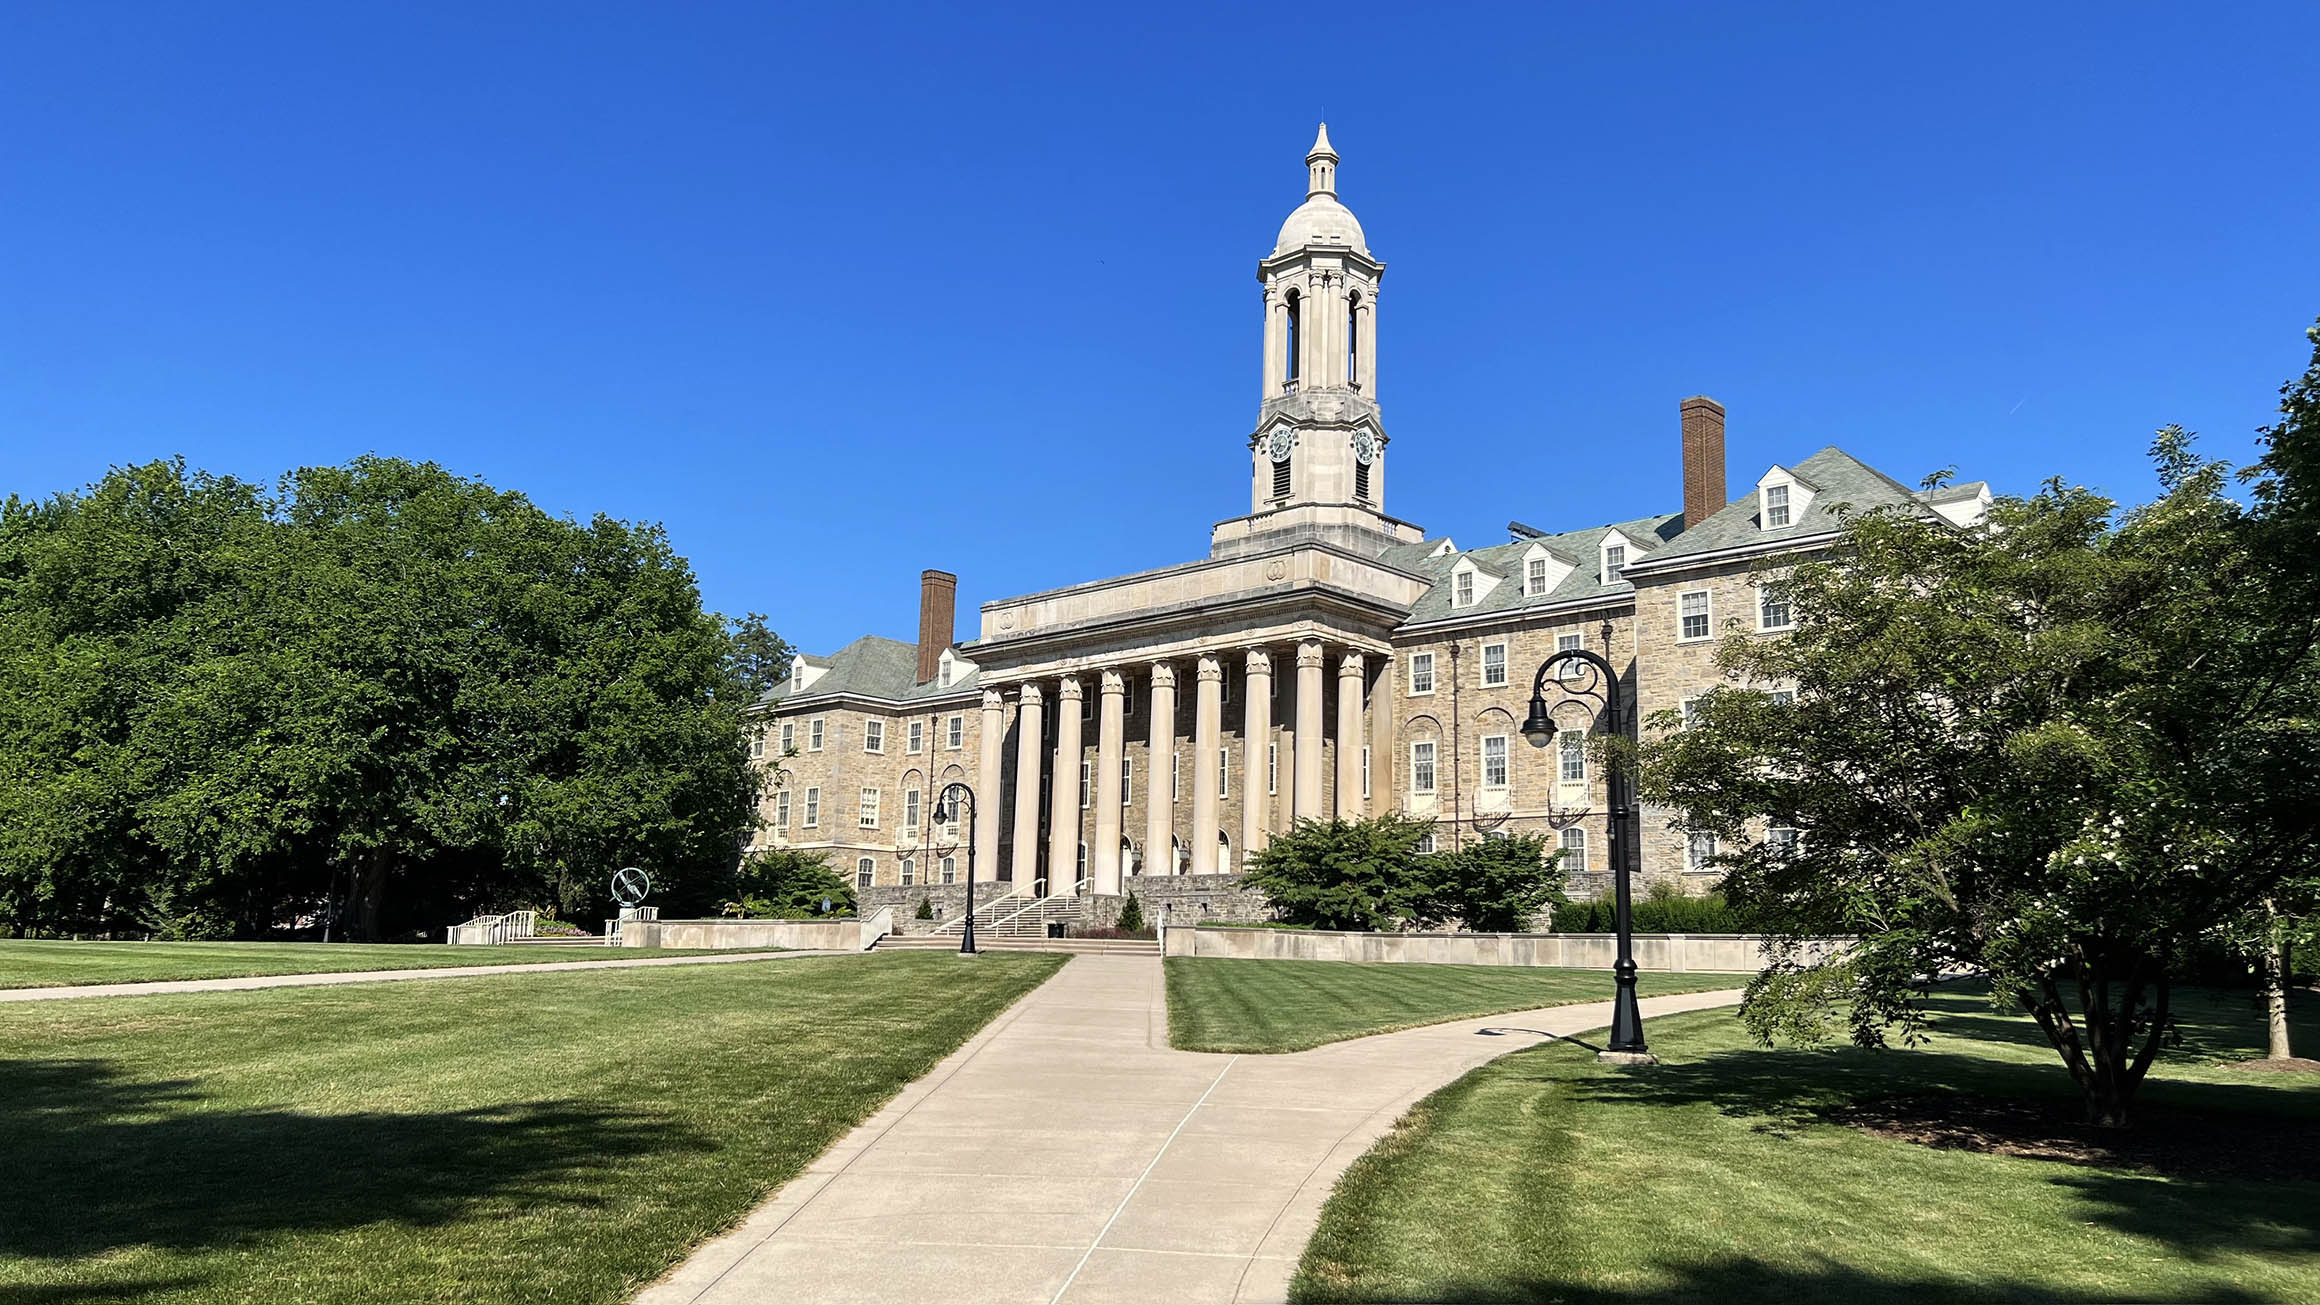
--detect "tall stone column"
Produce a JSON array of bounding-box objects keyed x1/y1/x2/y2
[
  {"x1": 1009, "y1": 684, "x2": 1044, "y2": 887},
  {"x1": 975, "y1": 689, "x2": 1005, "y2": 881},
  {"x1": 1092, "y1": 670, "x2": 1126, "y2": 895},
  {"x1": 1192, "y1": 655, "x2": 1223, "y2": 875},
  {"x1": 1294, "y1": 640, "x2": 1326, "y2": 819},
  {"x1": 1336, "y1": 651, "x2": 1367, "y2": 817},
  {"x1": 1145, "y1": 662, "x2": 1177, "y2": 875},
  {"x1": 1047, "y1": 676, "x2": 1084, "y2": 895},
  {"x1": 1241, "y1": 649, "x2": 1272, "y2": 863}
]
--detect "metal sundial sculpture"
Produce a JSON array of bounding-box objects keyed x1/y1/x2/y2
[{"x1": 611, "y1": 866, "x2": 651, "y2": 908}]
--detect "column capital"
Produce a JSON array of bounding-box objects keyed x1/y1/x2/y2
[
  {"x1": 1196, "y1": 654, "x2": 1225, "y2": 683},
  {"x1": 1295, "y1": 640, "x2": 1326, "y2": 671},
  {"x1": 1099, "y1": 668, "x2": 1126, "y2": 696},
  {"x1": 1056, "y1": 675, "x2": 1083, "y2": 702},
  {"x1": 1338, "y1": 650, "x2": 1367, "y2": 679},
  {"x1": 1019, "y1": 682, "x2": 1043, "y2": 706},
  {"x1": 1244, "y1": 648, "x2": 1273, "y2": 677},
  {"x1": 1150, "y1": 661, "x2": 1176, "y2": 690},
  {"x1": 981, "y1": 688, "x2": 1004, "y2": 710}
]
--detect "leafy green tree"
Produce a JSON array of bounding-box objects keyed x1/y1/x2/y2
[
  {"x1": 732, "y1": 848, "x2": 855, "y2": 918},
  {"x1": 1633, "y1": 327, "x2": 2320, "y2": 1126},
  {"x1": 725, "y1": 612, "x2": 796, "y2": 699},
  {"x1": 1244, "y1": 814, "x2": 1439, "y2": 931},
  {"x1": 1433, "y1": 833, "x2": 1568, "y2": 933}
]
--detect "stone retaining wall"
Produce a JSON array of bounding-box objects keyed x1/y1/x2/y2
[
  {"x1": 1165, "y1": 924, "x2": 1846, "y2": 972},
  {"x1": 618, "y1": 911, "x2": 890, "y2": 952}
]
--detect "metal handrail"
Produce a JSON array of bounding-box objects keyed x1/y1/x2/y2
[
  {"x1": 930, "y1": 883, "x2": 1022, "y2": 935},
  {"x1": 979, "y1": 880, "x2": 1092, "y2": 936}
]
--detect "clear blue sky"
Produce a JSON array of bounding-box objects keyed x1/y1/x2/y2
[{"x1": 5, "y1": 3, "x2": 2315, "y2": 655}]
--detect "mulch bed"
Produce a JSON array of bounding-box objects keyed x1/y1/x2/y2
[
  {"x1": 2223, "y1": 1056, "x2": 2320, "y2": 1074},
  {"x1": 1827, "y1": 1094, "x2": 2320, "y2": 1182}
]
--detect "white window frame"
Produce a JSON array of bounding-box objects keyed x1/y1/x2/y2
[
  {"x1": 1558, "y1": 729, "x2": 1586, "y2": 784},
  {"x1": 1556, "y1": 632, "x2": 1585, "y2": 682},
  {"x1": 1525, "y1": 556, "x2": 1548, "y2": 597},
  {"x1": 1687, "y1": 830, "x2": 1719, "y2": 872},
  {"x1": 1758, "y1": 586, "x2": 1793, "y2": 632},
  {"x1": 1480, "y1": 641, "x2": 1507, "y2": 688},
  {"x1": 1764, "y1": 482, "x2": 1791, "y2": 528},
  {"x1": 1679, "y1": 589, "x2": 1712, "y2": 642},
  {"x1": 808, "y1": 717, "x2": 825, "y2": 752},
  {"x1": 1410, "y1": 740, "x2": 1437, "y2": 796},
  {"x1": 1267, "y1": 742, "x2": 1278, "y2": 795},
  {"x1": 863, "y1": 720, "x2": 884, "y2": 754},
  {"x1": 803, "y1": 787, "x2": 820, "y2": 828},
  {"x1": 904, "y1": 788, "x2": 921, "y2": 835},
  {"x1": 946, "y1": 714, "x2": 964, "y2": 749},
  {"x1": 1454, "y1": 570, "x2": 1475, "y2": 607},
  {"x1": 749, "y1": 734, "x2": 765, "y2": 759},
  {"x1": 1767, "y1": 826, "x2": 1801, "y2": 858},
  {"x1": 1561, "y1": 826, "x2": 1587, "y2": 871},
  {"x1": 899, "y1": 857, "x2": 915, "y2": 886},
  {"x1": 941, "y1": 855, "x2": 958, "y2": 884},
  {"x1": 780, "y1": 721, "x2": 795, "y2": 753},
  {"x1": 1408, "y1": 651, "x2": 1436, "y2": 696},
  {"x1": 907, "y1": 720, "x2": 924, "y2": 754},
  {"x1": 1218, "y1": 747, "x2": 1230, "y2": 799},
  {"x1": 1481, "y1": 734, "x2": 1509, "y2": 790},
  {"x1": 1601, "y1": 542, "x2": 1628, "y2": 584},
  {"x1": 1361, "y1": 745, "x2": 1371, "y2": 798},
  {"x1": 775, "y1": 790, "x2": 791, "y2": 830},
  {"x1": 858, "y1": 787, "x2": 880, "y2": 829},
  {"x1": 856, "y1": 857, "x2": 874, "y2": 887},
  {"x1": 1171, "y1": 750, "x2": 1181, "y2": 801},
  {"x1": 1680, "y1": 696, "x2": 1700, "y2": 729},
  {"x1": 1416, "y1": 831, "x2": 1438, "y2": 855},
  {"x1": 1080, "y1": 758, "x2": 1092, "y2": 808}
]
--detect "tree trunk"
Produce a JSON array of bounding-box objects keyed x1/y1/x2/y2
[
  {"x1": 2264, "y1": 939, "x2": 2293, "y2": 1061},
  {"x1": 347, "y1": 856, "x2": 389, "y2": 942},
  {"x1": 2028, "y1": 962, "x2": 2168, "y2": 1129}
]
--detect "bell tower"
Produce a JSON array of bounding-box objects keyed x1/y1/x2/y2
[{"x1": 1214, "y1": 125, "x2": 1413, "y2": 558}]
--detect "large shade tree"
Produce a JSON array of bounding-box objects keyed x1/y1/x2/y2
[
  {"x1": 0, "y1": 456, "x2": 770, "y2": 939},
  {"x1": 1634, "y1": 323, "x2": 2320, "y2": 1126}
]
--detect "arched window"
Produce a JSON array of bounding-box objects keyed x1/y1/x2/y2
[
  {"x1": 1284, "y1": 289, "x2": 1302, "y2": 383},
  {"x1": 1346, "y1": 291, "x2": 1360, "y2": 387},
  {"x1": 855, "y1": 857, "x2": 874, "y2": 887},
  {"x1": 899, "y1": 858, "x2": 915, "y2": 886}
]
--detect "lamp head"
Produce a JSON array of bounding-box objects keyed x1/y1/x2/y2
[{"x1": 1521, "y1": 695, "x2": 1555, "y2": 748}]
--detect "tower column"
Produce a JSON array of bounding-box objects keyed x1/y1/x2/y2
[
  {"x1": 1009, "y1": 684, "x2": 1045, "y2": 886},
  {"x1": 1241, "y1": 649, "x2": 1273, "y2": 864},
  {"x1": 1336, "y1": 651, "x2": 1367, "y2": 817},
  {"x1": 1191, "y1": 656, "x2": 1223, "y2": 875},
  {"x1": 1294, "y1": 640, "x2": 1327, "y2": 819},
  {"x1": 1146, "y1": 662, "x2": 1177, "y2": 875},
  {"x1": 975, "y1": 689, "x2": 1005, "y2": 880},
  {"x1": 1092, "y1": 670, "x2": 1126, "y2": 895},
  {"x1": 1047, "y1": 677, "x2": 1084, "y2": 894}
]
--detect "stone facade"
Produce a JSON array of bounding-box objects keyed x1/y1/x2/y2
[{"x1": 747, "y1": 126, "x2": 1991, "y2": 907}]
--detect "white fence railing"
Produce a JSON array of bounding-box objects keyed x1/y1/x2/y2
[{"x1": 449, "y1": 909, "x2": 537, "y2": 945}]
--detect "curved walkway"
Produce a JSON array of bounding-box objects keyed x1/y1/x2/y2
[
  {"x1": 0, "y1": 949, "x2": 837, "y2": 1002},
  {"x1": 637, "y1": 954, "x2": 1744, "y2": 1305}
]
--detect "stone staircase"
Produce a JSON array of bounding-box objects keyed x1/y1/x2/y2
[
  {"x1": 875, "y1": 882, "x2": 1160, "y2": 956},
  {"x1": 877, "y1": 933, "x2": 1159, "y2": 956}
]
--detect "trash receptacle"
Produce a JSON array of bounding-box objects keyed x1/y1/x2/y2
[{"x1": 1047, "y1": 922, "x2": 1067, "y2": 939}]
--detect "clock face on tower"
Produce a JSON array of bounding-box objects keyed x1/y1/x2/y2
[
  {"x1": 1351, "y1": 431, "x2": 1378, "y2": 465},
  {"x1": 1266, "y1": 428, "x2": 1296, "y2": 462}
]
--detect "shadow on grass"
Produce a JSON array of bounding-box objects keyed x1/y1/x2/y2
[
  {"x1": 1308, "y1": 1254, "x2": 2279, "y2": 1304},
  {"x1": 0, "y1": 1057, "x2": 703, "y2": 1267}
]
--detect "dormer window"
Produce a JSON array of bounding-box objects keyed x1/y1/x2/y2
[
  {"x1": 1765, "y1": 484, "x2": 1791, "y2": 528},
  {"x1": 1525, "y1": 557, "x2": 1548, "y2": 596},
  {"x1": 1454, "y1": 571, "x2": 1475, "y2": 607},
  {"x1": 1602, "y1": 543, "x2": 1627, "y2": 584},
  {"x1": 1756, "y1": 468, "x2": 1817, "y2": 531}
]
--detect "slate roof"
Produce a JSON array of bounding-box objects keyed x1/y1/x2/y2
[
  {"x1": 1392, "y1": 512, "x2": 1684, "y2": 629},
  {"x1": 1625, "y1": 446, "x2": 1938, "y2": 570},
  {"x1": 757, "y1": 634, "x2": 979, "y2": 709}
]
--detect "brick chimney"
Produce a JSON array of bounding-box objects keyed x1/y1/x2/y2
[
  {"x1": 916, "y1": 569, "x2": 957, "y2": 684},
  {"x1": 1680, "y1": 396, "x2": 1727, "y2": 530}
]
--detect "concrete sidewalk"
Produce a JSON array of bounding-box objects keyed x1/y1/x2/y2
[
  {"x1": 637, "y1": 954, "x2": 1742, "y2": 1305},
  {"x1": 0, "y1": 949, "x2": 839, "y2": 1002}
]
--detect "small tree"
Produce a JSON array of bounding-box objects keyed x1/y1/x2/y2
[
  {"x1": 1115, "y1": 890, "x2": 1146, "y2": 933},
  {"x1": 915, "y1": 895, "x2": 935, "y2": 920},
  {"x1": 733, "y1": 848, "x2": 855, "y2": 918},
  {"x1": 1243, "y1": 814, "x2": 1438, "y2": 931},
  {"x1": 1434, "y1": 833, "x2": 1568, "y2": 932}
]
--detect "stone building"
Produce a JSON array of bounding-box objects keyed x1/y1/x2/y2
[{"x1": 752, "y1": 126, "x2": 1989, "y2": 914}]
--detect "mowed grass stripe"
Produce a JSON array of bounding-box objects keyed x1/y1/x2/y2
[
  {"x1": 0, "y1": 938, "x2": 740, "y2": 989},
  {"x1": 1164, "y1": 956, "x2": 1742, "y2": 1053},
  {"x1": 0, "y1": 950, "x2": 1065, "y2": 1305}
]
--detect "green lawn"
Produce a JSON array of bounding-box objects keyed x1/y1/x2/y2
[
  {"x1": 0, "y1": 939, "x2": 744, "y2": 989},
  {"x1": 1296, "y1": 983, "x2": 2320, "y2": 1303},
  {"x1": 1164, "y1": 956, "x2": 1744, "y2": 1053},
  {"x1": 0, "y1": 950, "x2": 1064, "y2": 1304}
]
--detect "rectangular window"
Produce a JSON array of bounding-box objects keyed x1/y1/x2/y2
[
  {"x1": 1416, "y1": 831, "x2": 1437, "y2": 854},
  {"x1": 1219, "y1": 747, "x2": 1230, "y2": 799},
  {"x1": 859, "y1": 787, "x2": 880, "y2": 828},
  {"x1": 803, "y1": 788, "x2": 820, "y2": 827},
  {"x1": 941, "y1": 855, "x2": 958, "y2": 884},
  {"x1": 1765, "y1": 483, "x2": 1791, "y2": 528},
  {"x1": 780, "y1": 721, "x2": 795, "y2": 753},
  {"x1": 775, "y1": 790, "x2": 791, "y2": 830},
  {"x1": 1480, "y1": 641, "x2": 1507, "y2": 687},
  {"x1": 808, "y1": 718, "x2": 825, "y2": 751},
  {"x1": 1679, "y1": 590, "x2": 1711, "y2": 641},
  {"x1": 1772, "y1": 689, "x2": 1796, "y2": 708},
  {"x1": 1354, "y1": 458, "x2": 1371, "y2": 501},
  {"x1": 1272, "y1": 458, "x2": 1292, "y2": 499},
  {"x1": 899, "y1": 858, "x2": 915, "y2": 886},
  {"x1": 904, "y1": 788, "x2": 921, "y2": 834},
  {"x1": 1767, "y1": 827, "x2": 1800, "y2": 858},
  {"x1": 1361, "y1": 745, "x2": 1371, "y2": 799},
  {"x1": 1603, "y1": 543, "x2": 1627, "y2": 581},
  {"x1": 1172, "y1": 750, "x2": 1181, "y2": 801},
  {"x1": 1558, "y1": 729, "x2": 1586, "y2": 783},
  {"x1": 1122, "y1": 683, "x2": 1137, "y2": 718},
  {"x1": 1454, "y1": 571, "x2": 1475, "y2": 606},
  {"x1": 947, "y1": 714, "x2": 964, "y2": 749},
  {"x1": 1081, "y1": 759, "x2": 1092, "y2": 808},
  {"x1": 862, "y1": 720, "x2": 884, "y2": 754},
  {"x1": 1681, "y1": 697, "x2": 1699, "y2": 729},
  {"x1": 1080, "y1": 691, "x2": 1095, "y2": 722},
  {"x1": 1525, "y1": 556, "x2": 1548, "y2": 596},
  {"x1": 1687, "y1": 830, "x2": 1719, "y2": 872},
  {"x1": 907, "y1": 720, "x2": 924, "y2": 753},
  {"x1": 856, "y1": 857, "x2": 873, "y2": 887},
  {"x1": 1121, "y1": 757, "x2": 1132, "y2": 803},
  {"x1": 1481, "y1": 735, "x2": 1508, "y2": 789},
  {"x1": 1409, "y1": 652, "x2": 1435, "y2": 695},
  {"x1": 1560, "y1": 826, "x2": 1587, "y2": 871},
  {"x1": 1267, "y1": 742, "x2": 1278, "y2": 795},
  {"x1": 1759, "y1": 587, "x2": 1793, "y2": 631},
  {"x1": 749, "y1": 735, "x2": 764, "y2": 759},
  {"x1": 1556, "y1": 632, "x2": 1584, "y2": 681},
  {"x1": 1411, "y1": 741, "x2": 1437, "y2": 795}
]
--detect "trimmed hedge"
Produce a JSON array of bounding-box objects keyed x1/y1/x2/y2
[{"x1": 1550, "y1": 891, "x2": 1755, "y2": 934}]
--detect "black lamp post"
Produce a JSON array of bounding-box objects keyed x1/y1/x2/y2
[
  {"x1": 935, "y1": 783, "x2": 980, "y2": 956},
  {"x1": 1520, "y1": 648, "x2": 1648, "y2": 1059}
]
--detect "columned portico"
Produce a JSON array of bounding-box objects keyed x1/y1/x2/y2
[
  {"x1": 1336, "y1": 651, "x2": 1366, "y2": 816},
  {"x1": 1009, "y1": 683, "x2": 1047, "y2": 886},
  {"x1": 1047, "y1": 676, "x2": 1084, "y2": 894},
  {"x1": 1091, "y1": 670, "x2": 1126, "y2": 894},
  {"x1": 976, "y1": 689, "x2": 1005, "y2": 880},
  {"x1": 1293, "y1": 640, "x2": 1326, "y2": 818},
  {"x1": 1241, "y1": 649, "x2": 1272, "y2": 863},
  {"x1": 1145, "y1": 662, "x2": 1176, "y2": 877},
  {"x1": 1191, "y1": 656, "x2": 1224, "y2": 874}
]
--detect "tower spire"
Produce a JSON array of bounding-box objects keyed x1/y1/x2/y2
[{"x1": 1306, "y1": 123, "x2": 1337, "y2": 197}]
